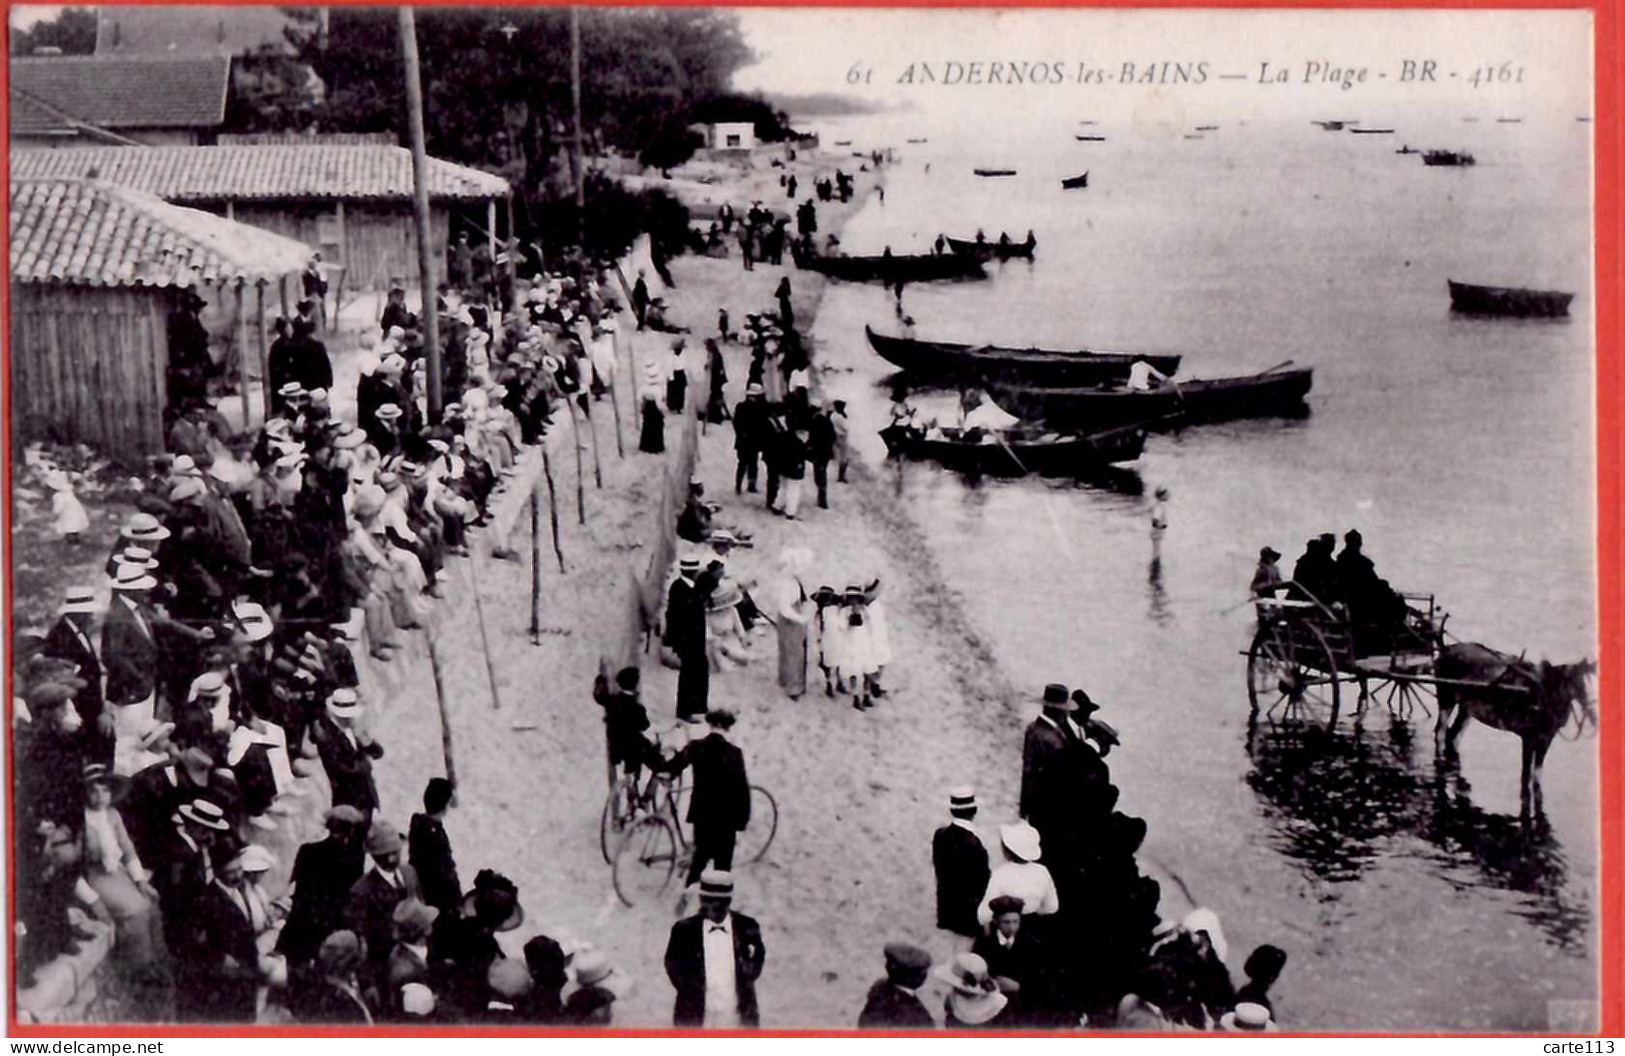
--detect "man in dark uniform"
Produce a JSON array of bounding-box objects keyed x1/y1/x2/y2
[
  {"x1": 408, "y1": 777, "x2": 461, "y2": 919},
  {"x1": 656, "y1": 710, "x2": 750, "y2": 887},
  {"x1": 858, "y1": 943, "x2": 936, "y2": 1028},
  {"x1": 663, "y1": 557, "x2": 711, "y2": 723},
  {"x1": 733, "y1": 384, "x2": 767, "y2": 494},
  {"x1": 933, "y1": 787, "x2": 990, "y2": 938},
  {"x1": 166, "y1": 287, "x2": 212, "y2": 415},
  {"x1": 662, "y1": 869, "x2": 765, "y2": 1027},
  {"x1": 42, "y1": 586, "x2": 109, "y2": 765},
  {"x1": 633, "y1": 270, "x2": 651, "y2": 330}
]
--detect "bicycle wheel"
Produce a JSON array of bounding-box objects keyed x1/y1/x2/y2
[
  {"x1": 736, "y1": 785, "x2": 779, "y2": 865},
  {"x1": 613, "y1": 815, "x2": 678, "y2": 907},
  {"x1": 600, "y1": 781, "x2": 636, "y2": 865}
]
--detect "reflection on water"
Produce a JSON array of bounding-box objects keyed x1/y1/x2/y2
[
  {"x1": 1147, "y1": 556, "x2": 1172, "y2": 628},
  {"x1": 1244, "y1": 713, "x2": 1589, "y2": 954}
]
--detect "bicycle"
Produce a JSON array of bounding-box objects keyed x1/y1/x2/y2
[{"x1": 608, "y1": 731, "x2": 778, "y2": 907}]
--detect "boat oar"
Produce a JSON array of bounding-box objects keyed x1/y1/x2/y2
[
  {"x1": 1255, "y1": 359, "x2": 1296, "y2": 376},
  {"x1": 991, "y1": 429, "x2": 1031, "y2": 475}
]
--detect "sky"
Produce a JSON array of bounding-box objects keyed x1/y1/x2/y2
[{"x1": 731, "y1": 8, "x2": 1593, "y2": 126}]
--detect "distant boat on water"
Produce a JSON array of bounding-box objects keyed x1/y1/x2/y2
[
  {"x1": 1061, "y1": 172, "x2": 1089, "y2": 190},
  {"x1": 1496, "y1": 117, "x2": 1523, "y2": 124},
  {"x1": 833, "y1": 139, "x2": 853, "y2": 146},
  {"x1": 1448, "y1": 280, "x2": 1573, "y2": 318},
  {"x1": 906, "y1": 137, "x2": 928, "y2": 143},
  {"x1": 1075, "y1": 134, "x2": 1107, "y2": 142},
  {"x1": 1396, "y1": 145, "x2": 1419, "y2": 155},
  {"x1": 1578, "y1": 116, "x2": 1593, "y2": 122},
  {"x1": 1182, "y1": 134, "x2": 1204, "y2": 140},
  {"x1": 1078, "y1": 120, "x2": 1099, "y2": 125},
  {"x1": 1350, "y1": 127, "x2": 1394, "y2": 134},
  {"x1": 1422, "y1": 150, "x2": 1476, "y2": 167},
  {"x1": 1312, "y1": 120, "x2": 1347, "y2": 130},
  {"x1": 1194, "y1": 124, "x2": 1219, "y2": 131},
  {"x1": 973, "y1": 167, "x2": 1017, "y2": 177},
  {"x1": 944, "y1": 231, "x2": 1037, "y2": 261}
]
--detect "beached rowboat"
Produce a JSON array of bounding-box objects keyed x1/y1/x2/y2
[
  {"x1": 879, "y1": 422, "x2": 1146, "y2": 475},
  {"x1": 943, "y1": 232, "x2": 1037, "y2": 261},
  {"x1": 973, "y1": 168, "x2": 1018, "y2": 177},
  {"x1": 795, "y1": 250, "x2": 985, "y2": 283},
  {"x1": 1075, "y1": 135, "x2": 1107, "y2": 142},
  {"x1": 985, "y1": 367, "x2": 1314, "y2": 427},
  {"x1": 1061, "y1": 172, "x2": 1090, "y2": 190},
  {"x1": 865, "y1": 325, "x2": 1180, "y2": 386},
  {"x1": 1447, "y1": 280, "x2": 1574, "y2": 318}
]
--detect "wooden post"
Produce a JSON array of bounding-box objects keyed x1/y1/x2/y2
[
  {"x1": 234, "y1": 279, "x2": 251, "y2": 429},
  {"x1": 504, "y1": 194, "x2": 518, "y2": 307},
  {"x1": 399, "y1": 6, "x2": 444, "y2": 424},
  {"x1": 466, "y1": 554, "x2": 505, "y2": 711},
  {"x1": 541, "y1": 447, "x2": 566, "y2": 573},
  {"x1": 586, "y1": 398, "x2": 603, "y2": 488},
  {"x1": 333, "y1": 201, "x2": 348, "y2": 329},
  {"x1": 608, "y1": 354, "x2": 625, "y2": 460},
  {"x1": 486, "y1": 199, "x2": 498, "y2": 289},
  {"x1": 570, "y1": 7, "x2": 586, "y2": 250},
  {"x1": 423, "y1": 626, "x2": 459, "y2": 792},
  {"x1": 570, "y1": 401, "x2": 586, "y2": 525},
  {"x1": 279, "y1": 274, "x2": 291, "y2": 321},
  {"x1": 529, "y1": 484, "x2": 542, "y2": 645},
  {"x1": 255, "y1": 281, "x2": 272, "y2": 421}
]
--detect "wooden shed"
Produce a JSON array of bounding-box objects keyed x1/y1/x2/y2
[
  {"x1": 9, "y1": 178, "x2": 311, "y2": 458},
  {"x1": 10, "y1": 145, "x2": 512, "y2": 294}
]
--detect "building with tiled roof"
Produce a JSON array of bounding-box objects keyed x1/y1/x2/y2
[
  {"x1": 9, "y1": 54, "x2": 232, "y2": 148},
  {"x1": 9, "y1": 179, "x2": 314, "y2": 456},
  {"x1": 95, "y1": 5, "x2": 301, "y2": 57},
  {"x1": 12, "y1": 145, "x2": 513, "y2": 291}
]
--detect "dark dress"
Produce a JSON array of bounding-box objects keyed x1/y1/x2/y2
[
  {"x1": 640, "y1": 398, "x2": 666, "y2": 454},
  {"x1": 408, "y1": 813, "x2": 462, "y2": 918}
]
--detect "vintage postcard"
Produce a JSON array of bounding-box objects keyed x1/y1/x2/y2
[{"x1": 5, "y1": 3, "x2": 1610, "y2": 1036}]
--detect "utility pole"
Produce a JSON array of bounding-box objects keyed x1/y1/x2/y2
[
  {"x1": 399, "y1": 6, "x2": 442, "y2": 423},
  {"x1": 570, "y1": 6, "x2": 586, "y2": 250}
]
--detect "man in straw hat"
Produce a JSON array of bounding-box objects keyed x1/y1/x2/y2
[
  {"x1": 346, "y1": 818, "x2": 422, "y2": 1004},
  {"x1": 315, "y1": 688, "x2": 384, "y2": 821},
  {"x1": 102, "y1": 561, "x2": 213, "y2": 771},
  {"x1": 858, "y1": 942, "x2": 935, "y2": 1028},
  {"x1": 566, "y1": 949, "x2": 632, "y2": 1026},
  {"x1": 663, "y1": 869, "x2": 765, "y2": 1027},
  {"x1": 933, "y1": 786, "x2": 991, "y2": 939},
  {"x1": 42, "y1": 585, "x2": 108, "y2": 762}
]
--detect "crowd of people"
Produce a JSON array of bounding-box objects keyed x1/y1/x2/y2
[{"x1": 13, "y1": 250, "x2": 674, "y2": 1025}]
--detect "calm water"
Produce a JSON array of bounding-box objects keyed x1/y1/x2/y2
[{"x1": 805, "y1": 112, "x2": 1598, "y2": 1029}]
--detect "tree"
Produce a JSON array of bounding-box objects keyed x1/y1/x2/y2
[{"x1": 10, "y1": 8, "x2": 97, "y2": 56}]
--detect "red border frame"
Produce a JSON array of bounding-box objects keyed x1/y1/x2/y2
[{"x1": 2, "y1": 0, "x2": 1619, "y2": 1038}]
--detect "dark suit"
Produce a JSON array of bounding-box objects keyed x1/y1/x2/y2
[
  {"x1": 857, "y1": 979, "x2": 935, "y2": 1028},
  {"x1": 315, "y1": 718, "x2": 382, "y2": 814},
  {"x1": 345, "y1": 865, "x2": 422, "y2": 994},
  {"x1": 972, "y1": 930, "x2": 1043, "y2": 991},
  {"x1": 190, "y1": 883, "x2": 263, "y2": 1022},
  {"x1": 408, "y1": 812, "x2": 461, "y2": 917},
  {"x1": 663, "y1": 911, "x2": 765, "y2": 1027},
  {"x1": 43, "y1": 616, "x2": 108, "y2": 760},
  {"x1": 279, "y1": 834, "x2": 366, "y2": 966},
  {"x1": 659, "y1": 732, "x2": 749, "y2": 885},
  {"x1": 933, "y1": 823, "x2": 990, "y2": 936},
  {"x1": 101, "y1": 598, "x2": 158, "y2": 707}
]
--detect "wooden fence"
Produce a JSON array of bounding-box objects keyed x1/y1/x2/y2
[{"x1": 9, "y1": 284, "x2": 170, "y2": 458}]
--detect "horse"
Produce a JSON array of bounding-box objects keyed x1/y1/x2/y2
[{"x1": 1433, "y1": 642, "x2": 1596, "y2": 817}]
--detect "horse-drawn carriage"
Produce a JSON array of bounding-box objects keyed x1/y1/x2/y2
[{"x1": 1244, "y1": 583, "x2": 1596, "y2": 816}]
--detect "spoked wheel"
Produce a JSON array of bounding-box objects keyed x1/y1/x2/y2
[
  {"x1": 736, "y1": 785, "x2": 780, "y2": 865},
  {"x1": 612, "y1": 815, "x2": 678, "y2": 907},
  {"x1": 1365, "y1": 674, "x2": 1437, "y2": 723},
  {"x1": 600, "y1": 779, "x2": 640, "y2": 864},
  {"x1": 1247, "y1": 621, "x2": 1341, "y2": 730}
]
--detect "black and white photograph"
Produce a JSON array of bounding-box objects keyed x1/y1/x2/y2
[{"x1": 5, "y1": 3, "x2": 1604, "y2": 1034}]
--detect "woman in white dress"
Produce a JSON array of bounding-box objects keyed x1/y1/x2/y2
[
  {"x1": 706, "y1": 579, "x2": 753, "y2": 671},
  {"x1": 774, "y1": 547, "x2": 816, "y2": 698},
  {"x1": 837, "y1": 586, "x2": 877, "y2": 711},
  {"x1": 862, "y1": 577, "x2": 893, "y2": 699}
]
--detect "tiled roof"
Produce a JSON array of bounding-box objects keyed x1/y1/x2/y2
[
  {"x1": 10, "y1": 145, "x2": 511, "y2": 203},
  {"x1": 10, "y1": 179, "x2": 314, "y2": 288},
  {"x1": 9, "y1": 55, "x2": 230, "y2": 132}
]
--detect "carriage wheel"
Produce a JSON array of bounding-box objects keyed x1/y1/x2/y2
[
  {"x1": 1371, "y1": 675, "x2": 1436, "y2": 723},
  {"x1": 1247, "y1": 622, "x2": 1342, "y2": 730}
]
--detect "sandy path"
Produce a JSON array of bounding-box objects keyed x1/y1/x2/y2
[{"x1": 357, "y1": 149, "x2": 1041, "y2": 1028}]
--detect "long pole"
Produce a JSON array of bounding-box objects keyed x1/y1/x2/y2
[
  {"x1": 399, "y1": 6, "x2": 443, "y2": 423},
  {"x1": 423, "y1": 626, "x2": 459, "y2": 792},
  {"x1": 570, "y1": 402, "x2": 587, "y2": 525},
  {"x1": 529, "y1": 484, "x2": 542, "y2": 644},
  {"x1": 255, "y1": 282, "x2": 272, "y2": 421},
  {"x1": 541, "y1": 447, "x2": 566, "y2": 572},
  {"x1": 234, "y1": 280, "x2": 251, "y2": 428},
  {"x1": 570, "y1": 6, "x2": 586, "y2": 250},
  {"x1": 466, "y1": 554, "x2": 504, "y2": 711}
]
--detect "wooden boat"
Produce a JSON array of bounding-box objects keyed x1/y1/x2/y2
[
  {"x1": 1182, "y1": 134, "x2": 1204, "y2": 140},
  {"x1": 907, "y1": 137, "x2": 928, "y2": 143},
  {"x1": 1194, "y1": 124, "x2": 1219, "y2": 131},
  {"x1": 1350, "y1": 127, "x2": 1394, "y2": 134},
  {"x1": 864, "y1": 325, "x2": 1181, "y2": 386},
  {"x1": 879, "y1": 422, "x2": 1146, "y2": 476},
  {"x1": 1078, "y1": 120, "x2": 1099, "y2": 126},
  {"x1": 1422, "y1": 150, "x2": 1475, "y2": 166},
  {"x1": 1496, "y1": 117, "x2": 1523, "y2": 124},
  {"x1": 1578, "y1": 116, "x2": 1593, "y2": 123},
  {"x1": 974, "y1": 168, "x2": 1017, "y2": 177},
  {"x1": 1396, "y1": 145, "x2": 1419, "y2": 154},
  {"x1": 1447, "y1": 279, "x2": 1574, "y2": 318},
  {"x1": 985, "y1": 367, "x2": 1314, "y2": 427},
  {"x1": 1061, "y1": 172, "x2": 1090, "y2": 190},
  {"x1": 1313, "y1": 120, "x2": 1347, "y2": 130},
  {"x1": 795, "y1": 250, "x2": 985, "y2": 283},
  {"x1": 1075, "y1": 135, "x2": 1107, "y2": 142},
  {"x1": 944, "y1": 232, "x2": 1037, "y2": 261},
  {"x1": 833, "y1": 139, "x2": 853, "y2": 146}
]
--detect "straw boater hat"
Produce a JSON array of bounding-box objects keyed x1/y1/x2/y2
[
  {"x1": 999, "y1": 822, "x2": 1043, "y2": 863},
  {"x1": 137, "y1": 721, "x2": 177, "y2": 752},
  {"x1": 935, "y1": 952, "x2": 1008, "y2": 1026},
  {"x1": 327, "y1": 687, "x2": 361, "y2": 719},
  {"x1": 572, "y1": 950, "x2": 632, "y2": 996},
  {"x1": 59, "y1": 586, "x2": 97, "y2": 616},
  {"x1": 698, "y1": 869, "x2": 734, "y2": 902},
  {"x1": 232, "y1": 601, "x2": 274, "y2": 643},
  {"x1": 948, "y1": 787, "x2": 978, "y2": 817},
  {"x1": 178, "y1": 799, "x2": 231, "y2": 831},
  {"x1": 376, "y1": 403, "x2": 404, "y2": 422},
  {"x1": 708, "y1": 582, "x2": 744, "y2": 613},
  {"x1": 121, "y1": 512, "x2": 171, "y2": 543},
  {"x1": 117, "y1": 546, "x2": 160, "y2": 572},
  {"x1": 109, "y1": 564, "x2": 158, "y2": 593},
  {"x1": 401, "y1": 983, "x2": 436, "y2": 1017},
  {"x1": 235, "y1": 844, "x2": 277, "y2": 875},
  {"x1": 1220, "y1": 1002, "x2": 1277, "y2": 1032}
]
